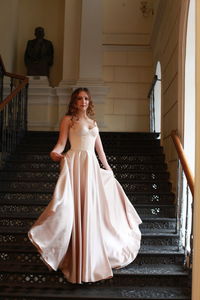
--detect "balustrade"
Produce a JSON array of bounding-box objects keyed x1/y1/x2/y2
[{"x1": 0, "y1": 56, "x2": 28, "y2": 166}]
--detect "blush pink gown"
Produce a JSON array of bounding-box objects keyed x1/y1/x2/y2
[{"x1": 28, "y1": 124, "x2": 142, "y2": 284}]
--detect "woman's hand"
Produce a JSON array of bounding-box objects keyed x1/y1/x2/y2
[{"x1": 50, "y1": 151, "x2": 64, "y2": 162}]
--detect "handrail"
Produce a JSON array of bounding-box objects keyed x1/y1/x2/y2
[
  {"x1": 171, "y1": 130, "x2": 194, "y2": 197},
  {"x1": 0, "y1": 55, "x2": 29, "y2": 108},
  {"x1": 0, "y1": 77, "x2": 28, "y2": 111}
]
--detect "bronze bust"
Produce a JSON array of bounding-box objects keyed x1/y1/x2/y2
[{"x1": 24, "y1": 27, "x2": 54, "y2": 76}]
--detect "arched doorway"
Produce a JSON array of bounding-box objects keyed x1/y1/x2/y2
[
  {"x1": 149, "y1": 61, "x2": 161, "y2": 133},
  {"x1": 154, "y1": 61, "x2": 161, "y2": 133}
]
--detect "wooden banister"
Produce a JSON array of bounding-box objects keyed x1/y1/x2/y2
[
  {"x1": 0, "y1": 78, "x2": 28, "y2": 111},
  {"x1": 0, "y1": 55, "x2": 29, "y2": 111},
  {"x1": 171, "y1": 130, "x2": 194, "y2": 197}
]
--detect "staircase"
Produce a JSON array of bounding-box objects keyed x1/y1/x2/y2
[{"x1": 0, "y1": 131, "x2": 191, "y2": 300}]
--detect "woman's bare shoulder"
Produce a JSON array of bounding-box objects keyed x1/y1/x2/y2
[
  {"x1": 60, "y1": 115, "x2": 72, "y2": 128},
  {"x1": 88, "y1": 118, "x2": 97, "y2": 126},
  {"x1": 61, "y1": 115, "x2": 72, "y2": 123}
]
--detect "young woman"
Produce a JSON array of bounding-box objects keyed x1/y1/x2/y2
[{"x1": 28, "y1": 87, "x2": 142, "y2": 284}]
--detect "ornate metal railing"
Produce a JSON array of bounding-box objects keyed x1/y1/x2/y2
[
  {"x1": 0, "y1": 56, "x2": 29, "y2": 166},
  {"x1": 171, "y1": 130, "x2": 194, "y2": 269}
]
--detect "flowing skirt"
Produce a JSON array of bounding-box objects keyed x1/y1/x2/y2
[{"x1": 28, "y1": 149, "x2": 142, "y2": 283}]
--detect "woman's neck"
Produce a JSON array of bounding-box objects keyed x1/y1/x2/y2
[{"x1": 76, "y1": 111, "x2": 88, "y2": 119}]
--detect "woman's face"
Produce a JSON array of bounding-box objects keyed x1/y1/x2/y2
[{"x1": 75, "y1": 91, "x2": 89, "y2": 112}]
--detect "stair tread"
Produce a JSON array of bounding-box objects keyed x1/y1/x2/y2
[
  {"x1": 0, "y1": 285, "x2": 190, "y2": 299},
  {"x1": 0, "y1": 263, "x2": 188, "y2": 276},
  {"x1": 0, "y1": 225, "x2": 178, "y2": 234},
  {"x1": 0, "y1": 245, "x2": 184, "y2": 255},
  {"x1": 0, "y1": 213, "x2": 176, "y2": 221},
  {"x1": 0, "y1": 228, "x2": 178, "y2": 237},
  {"x1": 0, "y1": 190, "x2": 175, "y2": 195},
  {"x1": 4, "y1": 160, "x2": 166, "y2": 164},
  {"x1": 6, "y1": 154, "x2": 166, "y2": 158},
  {"x1": 0, "y1": 178, "x2": 172, "y2": 184},
  {"x1": 0, "y1": 202, "x2": 175, "y2": 209}
]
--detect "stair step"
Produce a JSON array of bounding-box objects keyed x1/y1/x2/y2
[
  {"x1": 0, "y1": 181, "x2": 172, "y2": 193},
  {"x1": 0, "y1": 170, "x2": 170, "y2": 181},
  {"x1": 0, "y1": 191, "x2": 174, "y2": 206},
  {"x1": 0, "y1": 232, "x2": 180, "y2": 247},
  {"x1": 0, "y1": 263, "x2": 189, "y2": 289},
  {"x1": 0, "y1": 199, "x2": 176, "y2": 218},
  {"x1": 17, "y1": 139, "x2": 162, "y2": 146},
  {"x1": 26, "y1": 130, "x2": 160, "y2": 139},
  {"x1": 0, "y1": 217, "x2": 176, "y2": 233},
  {"x1": 0, "y1": 286, "x2": 190, "y2": 300},
  {"x1": 0, "y1": 217, "x2": 177, "y2": 234},
  {"x1": 16, "y1": 145, "x2": 164, "y2": 155},
  {"x1": 3, "y1": 161, "x2": 168, "y2": 172},
  {"x1": 15, "y1": 148, "x2": 164, "y2": 155},
  {"x1": 135, "y1": 204, "x2": 176, "y2": 217},
  {"x1": 0, "y1": 244, "x2": 183, "y2": 253},
  {"x1": 0, "y1": 247, "x2": 185, "y2": 266},
  {"x1": 140, "y1": 218, "x2": 176, "y2": 232},
  {"x1": 6, "y1": 153, "x2": 166, "y2": 163},
  {"x1": 18, "y1": 140, "x2": 162, "y2": 148},
  {"x1": 0, "y1": 263, "x2": 188, "y2": 276},
  {"x1": 141, "y1": 233, "x2": 179, "y2": 247}
]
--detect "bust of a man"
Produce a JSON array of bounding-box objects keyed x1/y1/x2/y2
[{"x1": 24, "y1": 27, "x2": 54, "y2": 76}]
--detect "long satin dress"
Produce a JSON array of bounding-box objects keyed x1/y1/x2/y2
[{"x1": 28, "y1": 124, "x2": 142, "y2": 284}]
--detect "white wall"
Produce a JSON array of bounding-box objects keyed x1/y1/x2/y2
[
  {"x1": 151, "y1": 0, "x2": 184, "y2": 189},
  {"x1": 101, "y1": 0, "x2": 156, "y2": 131},
  {"x1": 103, "y1": 46, "x2": 153, "y2": 131}
]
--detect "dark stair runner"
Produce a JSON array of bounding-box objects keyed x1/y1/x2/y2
[{"x1": 0, "y1": 131, "x2": 191, "y2": 299}]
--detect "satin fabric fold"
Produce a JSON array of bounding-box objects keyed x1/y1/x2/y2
[{"x1": 28, "y1": 125, "x2": 142, "y2": 284}]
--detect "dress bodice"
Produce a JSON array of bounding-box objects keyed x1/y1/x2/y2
[{"x1": 69, "y1": 123, "x2": 98, "y2": 151}]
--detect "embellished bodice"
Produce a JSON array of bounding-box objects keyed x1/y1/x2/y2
[{"x1": 69, "y1": 124, "x2": 98, "y2": 152}]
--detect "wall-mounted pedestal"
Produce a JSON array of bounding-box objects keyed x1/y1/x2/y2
[{"x1": 27, "y1": 76, "x2": 58, "y2": 131}]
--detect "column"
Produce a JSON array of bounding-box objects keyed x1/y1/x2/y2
[
  {"x1": 61, "y1": 0, "x2": 82, "y2": 85},
  {"x1": 78, "y1": 0, "x2": 103, "y2": 84},
  {"x1": 57, "y1": 0, "x2": 108, "y2": 129},
  {"x1": 55, "y1": 0, "x2": 82, "y2": 127}
]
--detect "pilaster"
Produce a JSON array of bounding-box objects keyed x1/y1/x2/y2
[{"x1": 57, "y1": 0, "x2": 109, "y2": 130}]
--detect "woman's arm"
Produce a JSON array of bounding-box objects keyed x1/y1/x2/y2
[
  {"x1": 50, "y1": 116, "x2": 71, "y2": 162},
  {"x1": 95, "y1": 134, "x2": 112, "y2": 171}
]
